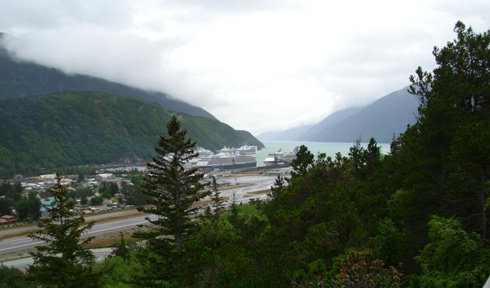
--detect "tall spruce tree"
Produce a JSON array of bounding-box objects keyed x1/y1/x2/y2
[
  {"x1": 28, "y1": 175, "x2": 97, "y2": 288},
  {"x1": 137, "y1": 115, "x2": 208, "y2": 284},
  {"x1": 407, "y1": 21, "x2": 489, "y2": 244},
  {"x1": 290, "y1": 145, "x2": 314, "y2": 178}
]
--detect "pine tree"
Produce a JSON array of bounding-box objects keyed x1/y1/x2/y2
[
  {"x1": 28, "y1": 175, "x2": 97, "y2": 287},
  {"x1": 112, "y1": 232, "x2": 130, "y2": 262},
  {"x1": 291, "y1": 145, "x2": 314, "y2": 178},
  {"x1": 267, "y1": 175, "x2": 285, "y2": 200},
  {"x1": 407, "y1": 21, "x2": 489, "y2": 243},
  {"x1": 137, "y1": 115, "x2": 208, "y2": 283},
  {"x1": 210, "y1": 176, "x2": 224, "y2": 215}
]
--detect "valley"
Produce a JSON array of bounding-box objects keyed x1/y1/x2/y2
[{"x1": 0, "y1": 170, "x2": 280, "y2": 265}]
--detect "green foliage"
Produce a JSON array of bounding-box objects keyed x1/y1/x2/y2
[
  {"x1": 95, "y1": 255, "x2": 145, "y2": 288},
  {"x1": 28, "y1": 175, "x2": 98, "y2": 287},
  {"x1": 186, "y1": 216, "x2": 245, "y2": 287},
  {"x1": 121, "y1": 175, "x2": 148, "y2": 206},
  {"x1": 267, "y1": 175, "x2": 285, "y2": 200},
  {"x1": 0, "y1": 266, "x2": 37, "y2": 288},
  {"x1": 291, "y1": 145, "x2": 314, "y2": 178},
  {"x1": 202, "y1": 176, "x2": 225, "y2": 218},
  {"x1": 0, "y1": 182, "x2": 40, "y2": 221},
  {"x1": 410, "y1": 216, "x2": 490, "y2": 287},
  {"x1": 370, "y1": 218, "x2": 409, "y2": 267},
  {"x1": 112, "y1": 233, "x2": 131, "y2": 262},
  {"x1": 0, "y1": 182, "x2": 22, "y2": 201},
  {"x1": 98, "y1": 182, "x2": 111, "y2": 199},
  {"x1": 71, "y1": 187, "x2": 94, "y2": 200},
  {"x1": 0, "y1": 182, "x2": 21, "y2": 215},
  {"x1": 14, "y1": 191, "x2": 40, "y2": 222},
  {"x1": 90, "y1": 195, "x2": 104, "y2": 206},
  {"x1": 186, "y1": 203, "x2": 270, "y2": 287},
  {"x1": 0, "y1": 197, "x2": 12, "y2": 215},
  {"x1": 98, "y1": 182, "x2": 118, "y2": 199}
]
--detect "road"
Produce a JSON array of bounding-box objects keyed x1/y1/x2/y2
[
  {"x1": 0, "y1": 173, "x2": 279, "y2": 257},
  {"x1": 0, "y1": 209, "x2": 145, "y2": 239},
  {"x1": 0, "y1": 215, "x2": 156, "y2": 253},
  {"x1": 217, "y1": 175, "x2": 276, "y2": 203}
]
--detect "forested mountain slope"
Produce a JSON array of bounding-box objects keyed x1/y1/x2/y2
[{"x1": 0, "y1": 92, "x2": 263, "y2": 177}]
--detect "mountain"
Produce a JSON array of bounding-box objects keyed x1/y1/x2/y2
[
  {"x1": 0, "y1": 42, "x2": 214, "y2": 119},
  {"x1": 304, "y1": 88, "x2": 419, "y2": 143},
  {"x1": 297, "y1": 106, "x2": 365, "y2": 140},
  {"x1": 257, "y1": 106, "x2": 364, "y2": 141},
  {"x1": 0, "y1": 92, "x2": 264, "y2": 177},
  {"x1": 257, "y1": 88, "x2": 420, "y2": 143},
  {"x1": 257, "y1": 124, "x2": 314, "y2": 141}
]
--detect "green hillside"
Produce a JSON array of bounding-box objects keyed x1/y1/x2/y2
[{"x1": 0, "y1": 92, "x2": 263, "y2": 177}]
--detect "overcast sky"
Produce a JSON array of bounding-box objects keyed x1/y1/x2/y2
[{"x1": 1, "y1": 0, "x2": 488, "y2": 135}]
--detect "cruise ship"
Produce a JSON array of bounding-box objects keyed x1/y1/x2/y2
[
  {"x1": 263, "y1": 146, "x2": 299, "y2": 167},
  {"x1": 196, "y1": 145, "x2": 257, "y2": 171}
]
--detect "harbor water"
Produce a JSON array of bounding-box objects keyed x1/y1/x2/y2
[{"x1": 256, "y1": 140, "x2": 391, "y2": 167}]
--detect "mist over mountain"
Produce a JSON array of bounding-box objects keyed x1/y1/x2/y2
[
  {"x1": 258, "y1": 88, "x2": 420, "y2": 143},
  {"x1": 257, "y1": 124, "x2": 315, "y2": 141},
  {"x1": 0, "y1": 35, "x2": 269, "y2": 177},
  {"x1": 258, "y1": 106, "x2": 364, "y2": 141},
  {"x1": 0, "y1": 40, "x2": 214, "y2": 119},
  {"x1": 308, "y1": 88, "x2": 419, "y2": 143},
  {"x1": 297, "y1": 106, "x2": 366, "y2": 140}
]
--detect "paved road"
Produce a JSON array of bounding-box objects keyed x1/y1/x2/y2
[
  {"x1": 0, "y1": 174, "x2": 278, "y2": 255},
  {"x1": 0, "y1": 209, "x2": 142, "y2": 238},
  {"x1": 0, "y1": 215, "x2": 156, "y2": 253}
]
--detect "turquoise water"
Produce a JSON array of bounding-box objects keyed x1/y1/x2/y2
[{"x1": 256, "y1": 140, "x2": 391, "y2": 167}]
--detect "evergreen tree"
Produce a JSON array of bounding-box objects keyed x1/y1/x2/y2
[
  {"x1": 267, "y1": 175, "x2": 285, "y2": 200},
  {"x1": 291, "y1": 145, "x2": 314, "y2": 178},
  {"x1": 201, "y1": 176, "x2": 224, "y2": 219},
  {"x1": 0, "y1": 197, "x2": 12, "y2": 215},
  {"x1": 406, "y1": 21, "x2": 489, "y2": 243},
  {"x1": 0, "y1": 266, "x2": 37, "y2": 288},
  {"x1": 210, "y1": 176, "x2": 224, "y2": 215},
  {"x1": 137, "y1": 115, "x2": 208, "y2": 284},
  {"x1": 109, "y1": 182, "x2": 119, "y2": 197},
  {"x1": 411, "y1": 216, "x2": 490, "y2": 287},
  {"x1": 112, "y1": 232, "x2": 130, "y2": 262},
  {"x1": 348, "y1": 138, "x2": 365, "y2": 171},
  {"x1": 14, "y1": 191, "x2": 40, "y2": 222},
  {"x1": 28, "y1": 175, "x2": 97, "y2": 287}
]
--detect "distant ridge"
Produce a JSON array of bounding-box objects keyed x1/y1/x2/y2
[
  {"x1": 298, "y1": 106, "x2": 366, "y2": 140},
  {"x1": 0, "y1": 39, "x2": 215, "y2": 119},
  {"x1": 305, "y1": 88, "x2": 419, "y2": 143},
  {"x1": 257, "y1": 124, "x2": 315, "y2": 141},
  {"x1": 258, "y1": 88, "x2": 420, "y2": 143}
]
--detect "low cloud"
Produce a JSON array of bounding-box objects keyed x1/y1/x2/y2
[{"x1": 1, "y1": 0, "x2": 488, "y2": 135}]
